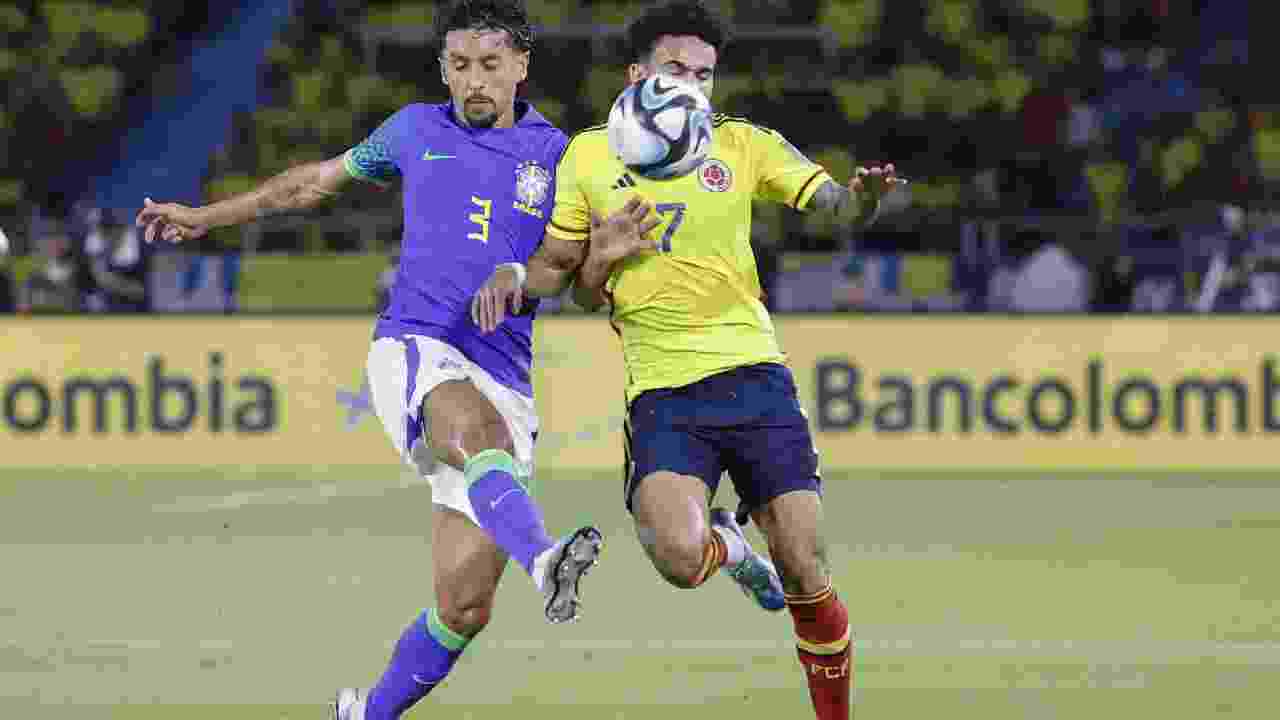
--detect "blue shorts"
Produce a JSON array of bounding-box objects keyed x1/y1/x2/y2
[{"x1": 623, "y1": 363, "x2": 821, "y2": 515}]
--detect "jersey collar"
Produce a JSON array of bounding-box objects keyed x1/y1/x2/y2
[{"x1": 443, "y1": 100, "x2": 540, "y2": 133}]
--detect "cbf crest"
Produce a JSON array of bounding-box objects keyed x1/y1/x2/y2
[{"x1": 514, "y1": 161, "x2": 551, "y2": 219}]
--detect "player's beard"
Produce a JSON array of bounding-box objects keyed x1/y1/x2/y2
[{"x1": 464, "y1": 97, "x2": 499, "y2": 129}]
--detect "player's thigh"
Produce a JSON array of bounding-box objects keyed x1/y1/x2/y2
[
  {"x1": 432, "y1": 504, "x2": 509, "y2": 615},
  {"x1": 750, "y1": 489, "x2": 829, "y2": 595},
  {"x1": 409, "y1": 335, "x2": 537, "y2": 481},
  {"x1": 422, "y1": 377, "x2": 513, "y2": 466},
  {"x1": 625, "y1": 389, "x2": 723, "y2": 555},
  {"x1": 631, "y1": 470, "x2": 713, "y2": 561}
]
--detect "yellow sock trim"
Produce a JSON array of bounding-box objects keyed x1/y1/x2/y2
[
  {"x1": 785, "y1": 584, "x2": 834, "y2": 606},
  {"x1": 690, "y1": 533, "x2": 723, "y2": 587},
  {"x1": 796, "y1": 624, "x2": 852, "y2": 656}
]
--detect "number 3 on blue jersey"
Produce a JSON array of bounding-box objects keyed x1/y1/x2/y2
[
  {"x1": 468, "y1": 196, "x2": 492, "y2": 244},
  {"x1": 655, "y1": 202, "x2": 686, "y2": 253}
]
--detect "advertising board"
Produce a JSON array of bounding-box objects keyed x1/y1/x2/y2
[{"x1": 3, "y1": 316, "x2": 1274, "y2": 470}]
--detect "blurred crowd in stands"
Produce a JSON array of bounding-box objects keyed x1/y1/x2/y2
[{"x1": 0, "y1": 0, "x2": 1268, "y2": 314}]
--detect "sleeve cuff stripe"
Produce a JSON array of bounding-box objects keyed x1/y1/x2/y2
[
  {"x1": 549, "y1": 220, "x2": 589, "y2": 238},
  {"x1": 792, "y1": 169, "x2": 827, "y2": 210},
  {"x1": 343, "y1": 150, "x2": 393, "y2": 188}
]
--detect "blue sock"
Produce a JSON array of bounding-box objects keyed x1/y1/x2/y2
[
  {"x1": 365, "y1": 609, "x2": 469, "y2": 720},
  {"x1": 464, "y1": 449, "x2": 555, "y2": 577}
]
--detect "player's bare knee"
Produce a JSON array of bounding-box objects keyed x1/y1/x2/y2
[
  {"x1": 423, "y1": 380, "x2": 513, "y2": 466},
  {"x1": 438, "y1": 597, "x2": 494, "y2": 637},
  {"x1": 632, "y1": 472, "x2": 711, "y2": 588},
  {"x1": 636, "y1": 522, "x2": 705, "y2": 589},
  {"x1": 428, "y1": 415, "x2": 513, "y2": 468},
  {"x1": 661, "y1": 535, "x2": 709, "y2": 589}
]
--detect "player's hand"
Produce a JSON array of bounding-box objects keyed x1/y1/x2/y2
[
  {"x1": 134, "y1": 197, "x2": 211, "y2": 244},
  {"x1": 589, "y1": 196, "x2": 663, "y2": 264},
  {"x1": 847, "y1": 163, "x2": 906, "y2": 203},
  {"x1": 471, "y1": 265, "x2": 524, "y2": 334}
]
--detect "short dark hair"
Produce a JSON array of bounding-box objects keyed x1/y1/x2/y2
[
  {"x1": 433, "y1": 0, "x2": 534, "y2": 55},
  {"x1": 624, "y1": 1, "x2": 730, "y2": 64}
]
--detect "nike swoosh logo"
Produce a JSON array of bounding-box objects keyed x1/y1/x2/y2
[
  {"x1": 422, "y1": 151, "x2": 456, "y2": 161},
  {"x1": 412, "y1": 674, "x2": 437, "y2": 687},
  {"x1": 490, "y1": 488, "x2": 521, "y2": 510}
]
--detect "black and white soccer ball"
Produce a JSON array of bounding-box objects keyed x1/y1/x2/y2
[{"x1": 607, "y1": 74, "x2": 713, "y2": 180}]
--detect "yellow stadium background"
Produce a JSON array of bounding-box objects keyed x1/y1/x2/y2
[{"x1": 2, "y1": 316, "x2": 1277, "y2": 469}]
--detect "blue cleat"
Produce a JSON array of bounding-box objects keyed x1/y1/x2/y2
[{"x1": 710, "y1": 508, "x2": 786, "y2": 612}]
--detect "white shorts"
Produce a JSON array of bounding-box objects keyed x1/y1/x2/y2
[{"x1": 367, "y1": 335, "x2": 538, "y2": 525}]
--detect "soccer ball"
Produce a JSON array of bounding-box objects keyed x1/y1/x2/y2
[{"x1": 607, "y1": 74, "x2": 713, "y2": 180}]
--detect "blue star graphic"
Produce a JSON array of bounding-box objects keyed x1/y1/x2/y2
[{"x1": 336, "y1": 376, "x2": 374, "y2": 430}]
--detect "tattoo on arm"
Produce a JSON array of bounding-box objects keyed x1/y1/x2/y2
[
  {"x1": 805, "y1": 179, "x2": 878, "y2": 226},
  {"x1": 259, "y1": 161, "x2": 343, "y2": 216},
  {"x1": 806, "y1": 179, "x2": 851, "y2": 215},
  {"x1": 203, "y1": 158, "x2": 348, "y2": 228},
  {"x1": 524, "y1": 236, "x2": 586, "y2": 297}
]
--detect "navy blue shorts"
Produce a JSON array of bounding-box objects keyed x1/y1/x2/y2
[{"x1": 623, "y1": 363, "x2": 821, "y2": 515}]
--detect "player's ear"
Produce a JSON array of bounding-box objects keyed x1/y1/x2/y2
[
  {"x1": 517, "y1": 50, "x2": 529, "y2": 82},
  {"x1": 626, "y1": 64, "x2": 644, "y2": 86}
]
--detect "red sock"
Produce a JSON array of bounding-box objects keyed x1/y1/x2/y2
[{"x1": 787, "y1": 585, "x2": 852, "y2": 720}]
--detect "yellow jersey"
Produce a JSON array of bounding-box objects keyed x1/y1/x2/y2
[{"x1": 547, "y1": 114, "x2": 833, "y2": 404}]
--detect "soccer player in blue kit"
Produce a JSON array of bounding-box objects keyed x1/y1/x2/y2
[{"x1": 135, "y1": 3, "x2": 603, "y2": 719}]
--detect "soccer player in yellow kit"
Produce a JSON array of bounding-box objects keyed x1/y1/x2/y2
[{"x1": 472, "y1": 3, "x2": 903, "y2": 717}]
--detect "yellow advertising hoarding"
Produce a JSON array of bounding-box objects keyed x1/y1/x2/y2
[
  {"x1": 778, "y1": 316, "x2": 1280, "y2": 469},
  {"x1": 1, "y1": 316, "x2": 1276, "y2": 469},
  {"x1": 0, "y1": 317, "x2": 391, "y2": 466}
]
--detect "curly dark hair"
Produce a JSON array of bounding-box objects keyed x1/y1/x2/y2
[
  {"x1": 433, "y1": 0, "x2": 535, "y2": 54},
  {"x1": 624, "y1": 0, "x2": 731, "y2": 64}
]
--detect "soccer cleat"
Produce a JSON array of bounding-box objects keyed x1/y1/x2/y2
[
  {"x1": 543, "y1": 526, "x2": 603, "y2": 624},
  {"x1": 332, "y1": 688, "x2": 367, "y2": 720},
  {"x1": 710, "y1": 508, "x2": 786, "y2": 612}
]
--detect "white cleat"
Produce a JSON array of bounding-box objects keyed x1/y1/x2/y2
[
  {"x1": 333, "y1": 687, "x2": 367, "y2": 720},
  {"x1": 543, "y1": 526, "x2": 603, "y2": 624}
]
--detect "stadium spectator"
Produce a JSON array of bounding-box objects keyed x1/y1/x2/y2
[
  {"x1": 18, "y1": 224, "x2": 91, "y2": 313},
  {"x1": 1066, "y1": 88, "x2": 1104, "y2": 149},
  {"x1": 1009, "y1": 240, "x2": 1090, "y2": 312},
  {"x1": 85, "y1": 209, "x2": 151, "y2": 312},
  {"x1": 6, "y1": 0, "x2": 1266, "y2": 314},
  {"x1": 1091, "y1": 252, "x2": 1137, "y2": 313}
]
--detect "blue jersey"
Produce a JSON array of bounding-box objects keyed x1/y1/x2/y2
[{"x1": 344, "y1": 101, "x2": 567, "y2": 396}]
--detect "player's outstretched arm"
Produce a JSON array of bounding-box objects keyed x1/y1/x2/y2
[
  {"x1": 805, "y1": 163, "x2": 905, "y2": 227},
  {"x1": 134, "y1": 155, "x2": 355, "y2": 244},
  {"x1": 571, "y1": 254, "x2": 611, "y2": 312},
  {"x1": 472, "y1": 234, "x2": 586, "y2": 333}
]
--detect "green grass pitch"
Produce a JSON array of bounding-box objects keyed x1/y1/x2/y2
[{"x1": 1, "y1": 467, "x2": 1277, "y2": 718}]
